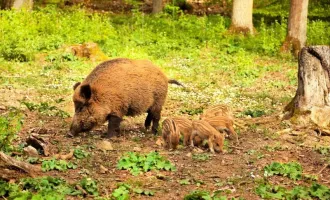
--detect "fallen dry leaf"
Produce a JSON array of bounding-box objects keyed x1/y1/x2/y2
[
  {"x1": 156, "y1": 138, "x2": 163, "y2": 146},
  {"x1": 99, "y1": 165, "x2": 108, "y2": 174},
  {"x1": 96, "y1": 140, "x2": 114, "y2": 151}
]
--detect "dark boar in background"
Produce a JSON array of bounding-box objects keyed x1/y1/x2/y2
[{"x1": 70, "y1": 58, "x2": 182, "y2": 137}]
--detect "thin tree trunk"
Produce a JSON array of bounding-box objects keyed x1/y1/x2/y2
[
  {"x1": 0, "y1": 0, "x2": 33, "y2": 10},
  {"x1": 152, "y1": 0, "x2": 162, "y2": 14},
  {"x1": 281, "y1": 0, "x2": 309, "y2": 57},
  {"x1": 229, "y1": 0, "x2": 254, "y2": 35},
  {"x1": 284, "y1": 45, "x2": 330, "y2": 127},
  {"x1": 1, "y1": 0, "x2": 13, "y2": 9},
  {"x1": 12, "y1": 0, "x2": 33, "y2": 10}
]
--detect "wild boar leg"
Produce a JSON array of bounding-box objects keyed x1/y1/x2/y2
[
  {"x1": 208, "y1": 137, "x2": 215, "y2": 153},
  {"x1": 190, "y1": 130, "x2": 197, "y2": 147},
  {"x1": 107, "y1": 115, "x2": 122, "y2": 137},
  {"x1": 151, "y1": 108, "x2": 161, "y2": 134},
  {"x1": 228, "y1": 126, "x2": 239, "y2": 144},
  {"x1": 183, "y1": 131, "x2": 191, "y2": 146},
  {"x1": 144, "y1": 110, "x2": 153, "y2": 130}
]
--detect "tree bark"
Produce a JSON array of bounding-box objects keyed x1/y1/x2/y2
[
  {"x1": 281, "y1": 0, "x2": 309, "y2": 57},
  {"x1": 284, "y1": 45, "x2": 330, "y2": 127},
  {"x1": 1, "y1": 0, "x2": 13, "y2": 9},
  {"x1": 0, "y1": 0, "x2": 33, "y2": 10},
  {"x1": 152, "y1": 0, "x2": 162, "y2": 14},
  {"x1": 229, "y1": 0, "x2": 254, "y2": 35}
]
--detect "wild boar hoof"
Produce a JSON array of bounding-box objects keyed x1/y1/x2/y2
[
  {"x1": 67, "y1": 132, "x2": 77, "y2": 137},
  {"x1": 105, "y1": 131, "x2": 119, "y2": 138}
]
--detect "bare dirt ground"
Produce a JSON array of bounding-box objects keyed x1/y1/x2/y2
[{"x1": 4, "y1": 102, "x2": 330, "y2": 199}]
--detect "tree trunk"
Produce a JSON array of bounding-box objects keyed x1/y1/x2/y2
[
  {"x1": 281, "y1": 0, "x2": 309, "y2": 57},
  {"x1": 284, "y1": 45, "x2": 330, "y2": 127},
  {"x1": 0, "y1": 0, "x2": 33, "y2": 10},
  {"x1": 152, "y1": 0, "x2": 162, "y2": 14},
  {"x1": 229, "y1": 0, "x2": 254, "y2": 35},
  {"x1": 1, "y1": 0, "x2": 13, "y2": 9}
]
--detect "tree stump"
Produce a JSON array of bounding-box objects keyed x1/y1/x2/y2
[{"x1": 284, "y1": 45, "x2": 330, "y2": 127}]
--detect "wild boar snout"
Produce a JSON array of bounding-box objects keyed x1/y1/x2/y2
[
  {"x1": 213, "y1": 134, "x2": 224, "y2": 153},
  {"x1": 70, "y1": 114, "x2": 97, "y2": 135}
]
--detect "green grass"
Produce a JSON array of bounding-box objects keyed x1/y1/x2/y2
[
  {"x1": 0, "y1": 6, "x2": 329, "y2": 116},
  {"x1": 0, "y1": 109, "x2": 23, "y2": 152}
]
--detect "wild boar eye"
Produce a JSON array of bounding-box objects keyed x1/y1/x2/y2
[{"x1": 76, "y1": 106, "x2": 83, "y2": 112}]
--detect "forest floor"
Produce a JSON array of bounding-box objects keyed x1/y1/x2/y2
[{"x1": 2, "y1": 88, "x2": 330, "y2": 199}]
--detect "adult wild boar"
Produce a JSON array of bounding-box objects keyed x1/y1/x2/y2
[{"x1": 70, "y1": 58, "x2": 182, "y2": 137}]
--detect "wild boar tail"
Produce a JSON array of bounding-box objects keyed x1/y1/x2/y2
[{"x1": 168, "y1": 79, "x2": 185, "y2": 87}]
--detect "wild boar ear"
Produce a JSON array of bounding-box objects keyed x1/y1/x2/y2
[
  {"x1": 73, "y1": 82, "x2": 81, "y2": 90},
  {"x1": 80, "y1": 84, "x2": 92, "y2": 100}
]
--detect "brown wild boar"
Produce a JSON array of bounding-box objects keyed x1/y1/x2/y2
[
  {"x1": 200, "y1": 104, "x2": 233, "y2": 121},
  {"x1": 171, "y1": 116, "x2": 193, "y2": 146},
  {"x1": 204, "y1": 116, "x2": 238, "y2": 143},
  {"x1": 162, "y1": 118, "x2": 180, "y2": 149},
  {"x1": 190, "y1": 120, "x2": 225, "y2": 153},
  {"x1": 171, "y1": 116, "x2": 203, "y2": 146},
  {"x1": 70, "y1": 58, "x2": 182, "y2": 137}
]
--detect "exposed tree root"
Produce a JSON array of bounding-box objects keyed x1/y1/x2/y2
[{"x1": 0, "y1": 151, "x2": 41, "y2": 177}]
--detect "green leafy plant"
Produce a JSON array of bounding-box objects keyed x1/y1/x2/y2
[
  {"x1": 133, "y1": 188, "x2": 154, "y2": 196},
  {"x1": 0, "y1": 177, "x2": 81, "y2": 200},
  {"x1": 192, "y1": 153, "x2": 210, "y2": 162},
  {"x1": 73, "y1": 148, "x2": 90, "y2": 159},
  {"x1": 264, "y1": 162, "x2": 318, "y2": 181},
  {"x1": 20, "y1": 100, "x2": 70, "y2": 118},
  {"x1": 183, "y1": 190, "x2": 240, "y2": 200},
  {"x1": 243, "y1": 109, "x2": 266, "y2": 118},
  {"x1": 117, "y1": 151, "x2": 176, "y2": 176},
  {"x1": 0, "y1": 179, "x2": 22, "y2": 198},
  {"x1": 264, "y1": 162, "x2": 303, "y2": 180},
  {"x1": 315, "y1": 146, "x2": 330, "y2": 155},
  {"x1": 112, "y1": 183, "x2": 130, "y2": 200},
  {"x1": 180, "y1": 107, "x2": 204, "y2": 116},
  {"x1": 21, "y1": 176, "x2": 81, "y2": 196},
  {"x1": 79, "y1": 177, "x2": 99, "y2": 196},
  {"x1": 41, "y1": 158, "x2": 77, "y2": 172},
  {"x1": 256, "y1": 182, "x2": 330, "y2": 200},
  {"x1": 111, "y1": 183, "x2": 154, "y2": 200},
  {"x1": 26, "y1": 157, "x2": 40, "y2": 164},
  {"x1": 0, "y1": 109, "x2": 23, "y2": 152},
  {"x1": 179, "y1": 179, "x2": 191, "y2": 185}
]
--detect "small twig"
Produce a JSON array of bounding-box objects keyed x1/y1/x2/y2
[
  {"x1": 275, "y1": 128, "x2": 292, "y2": 135},
  {"x1": 320, "y1": 129, "x2": 330, "y2": 136},
  {"x1": 317, "y1": 163, "x2": 329, "y2": 175},
  {"x1": 76, "y1": 185, "x2": 88, "y2": 196},
  {"x1": 228, "y1": 145, "x2": 244, "y2": 150}
]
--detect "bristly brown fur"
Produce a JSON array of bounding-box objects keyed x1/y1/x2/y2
[
  {"x1": 204, "y1": 116, "x2": 238, "y2": 144},
  {"x1": 70, "y1": 58, "x2": 181, "y2": 137},
  {"x1": 162, "y1": 118, "x2": 180, "y2": 149},
  {"x1": 172, "y1": 116, "x2": 192, "y2": 146},
  {"x1": 190, "y1": 120, "x2": 225, "y2": 153},
  {"x1": 200, "y1": 104, "x2": 233, "y2": 121}
]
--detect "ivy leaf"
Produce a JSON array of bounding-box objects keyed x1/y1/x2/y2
[{"x1": 133, "y1": 188, "x2": 143, "y2": 194}]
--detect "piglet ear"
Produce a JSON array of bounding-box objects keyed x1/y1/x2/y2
[
  {"x1": 80, "y1": 84, "x2": 92, "y2": 100},
  {"x1": 73, "y1": 82, "x2": 81, "y2": 90}
]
